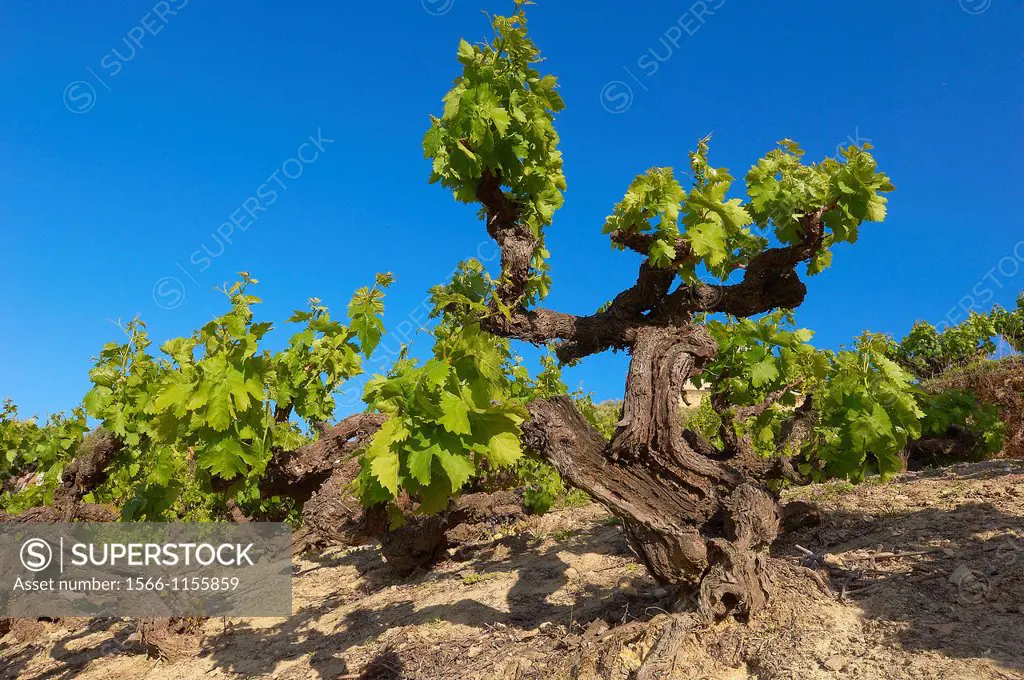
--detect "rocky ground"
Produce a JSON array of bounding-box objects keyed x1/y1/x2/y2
[{"x1": 1, "y1": 459, "x2": 1022, "y2": 679}]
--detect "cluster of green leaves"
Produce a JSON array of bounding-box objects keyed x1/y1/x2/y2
[
  {"x1": 510, "y1": 456, "x2": 565, "y2": 515},
  {"x1": 1, "y1": 273, "x2": 391, "y2": 521},
  {"x1": 0, "y1": 400, "x2": 88, "y2": 513},
  {"x1": 699, "y1": 311, "x2": 824, "y2": 401},
  {"x1": 681, "y1": 396, "x2": 723, "y2": 450},
  {"x1": 423, "y1": 4, "x2": 565, "y2": 303},
  {"x1": 356, "y1": 260, "x2": 598, "y2": 518},
  {"x1": 273, "y1": 274, "x2": 392, "y2": 426},
  {"x1": 919, "y1": 389, "x2": 1004, "y2": 458},
  {"x1": 812, "y1": 331, "x2": 1003, "y2": 480},
  {"x1": 604, "y1": 138, "x2": 763, "y2": 278},
  {"x1": 747, "y1": 141, "x2": 893, "y2": 274},
  {"x1": 695, "y1": 311, "x2": 827, "y2": 454},
  {"x1": 892, "y1": 312, "x2": 999, "y2": 380},
  {"x1": 693, "y1": 314, "x2": 1006, "y2": 482},
  {"x1": 992, "y1": 292, "x2": 1024, "y2": 353},
  {"x1": 604, "y1": 138, "x2": 894, "y2": 281},
  {"x1": 72, "y1": 317, "x2": 220, "y2": 520},
  {"x1": 808, "y1": 334, "x2": 926, "y2": 480},
  {"x1": 587, "y1": 400, "x2": 623, "y2": 441},
  {"x1": 358, "y1": 262, "x2": 529, "y2": 518},
  {"x1": 603, "y1": 167, "x2": 687, "y2": 268}
]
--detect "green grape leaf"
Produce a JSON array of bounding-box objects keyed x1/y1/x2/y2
[
  {"x1": 204, "y1": 381, "x2": 234, "y2": 432},
  {"x1": 435, "y1": 447, "x2": 475, "y2": 494},
  {"x1": 750, "y1": 359, "x2": 780, "y2": 387},
  {"x1": 687, "y1": 222, "x2": 728, "y2": 266},
  {"x1": 198, "y1": 437, "x2": 248, "y2": 480},
  {"x1": 648, "y1": 239, "x2": 677, "y2": 268},
  {"x1": 152, "y1": 378, "x2": 193, "y2": 414},
  {"x1": 370, "y1": 451, "x2": 401, "y2": 496},
  {"x1": 438, "y1": 392, "x2": 472, "y2": 435},
  {"x1": 407, "y1": 444, "x2": 435, "y2": 486},
  {"x1": 486, "y1": 431, "x2": 522, "y2": 467}
]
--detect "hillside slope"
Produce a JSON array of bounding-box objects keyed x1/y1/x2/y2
[{"x1": 1, "y1": 460, "x2": 1022, "y2": 679}]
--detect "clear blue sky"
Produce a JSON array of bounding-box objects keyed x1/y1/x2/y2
[{"x1": 1, "y1": 0, "x2": 1021, "y2": 420}]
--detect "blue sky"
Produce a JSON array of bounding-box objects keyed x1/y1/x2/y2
[{"x1": 1, "y1": 0, "x2": 1021, "y2": 420}]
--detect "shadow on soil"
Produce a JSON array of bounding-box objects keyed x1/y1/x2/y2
[
  {"x1": 3, "y1": 471, "x2": 1021, "y2": 678},
  {"x1": 776, "y1": 497, "x2": 1024, "y2": 672},
  {"x1": 0, "y1": 618, "x2": 137, "y2": 680},
  {"x1": 199, "y1": 521, "x2": 668, "y2": 678}
]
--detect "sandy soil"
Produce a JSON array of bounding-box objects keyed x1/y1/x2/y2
[{"x1": 1, "y1": 459, "x2": 1022, "y2": 679}]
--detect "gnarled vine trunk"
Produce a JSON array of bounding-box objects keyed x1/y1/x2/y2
[
  {"x1": 470, "y1": 173, "x2": 840, "y2": 621},
  {"x1": 523, "y1": 325, "x2": 779, "y2": 620}
]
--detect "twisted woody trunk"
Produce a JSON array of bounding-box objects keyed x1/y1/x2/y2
[{"x1": 475, "y1": 171, "x2": 833, "y2": 619}]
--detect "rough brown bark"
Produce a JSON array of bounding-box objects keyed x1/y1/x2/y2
[
  {"x1": 260, "y1": 412, "x2": 385, "y2": 503},
  {"x1": 902, "y1": 425, "x2": 983, "y2": 470},
  {"x1": 265, "y1": 412, "x2": 393, "y2": 552},
  {"x1": 53, "y1": 429, "x2": 122, "y2": 519},
  {"x1": 474, "y1": 173, "x2": 834, "y2": 365},
  {"x1": 378, "y1": 490, "x2": 526, "y2": 575},
  {"x1": 286, "y1": 409, "x2": 528, "y2": 563},
  {"x1": 469, "y1": 170, "x2": 840, "y2": 621},
  {"x1": 0, "y1": 503, "x2": 118, "y2": 524},
  {"x1": 223, "y1": 499, "x2": 251, "y2": 523},
  {"x1": 0, "y1": 429, "x2": 122, "y2": 523},
  {"x1": 0, "y1": 430, "x2": 202, "y2": 663},
  {"x1": 449, "y1": 489, "x2": 525, "y2": 527},
  {"x1": 379, "y1": 512, "x2": 450, "y2": 576},
  {"x1": 292, "y1": 456, "x2": 389, "y2": 554},
  {"x1": 137, "y1": 617, "x2": 203, "y2": 661},
  {"x1": 522, "y1": 326, "x2": 781, "y2": 620}
]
